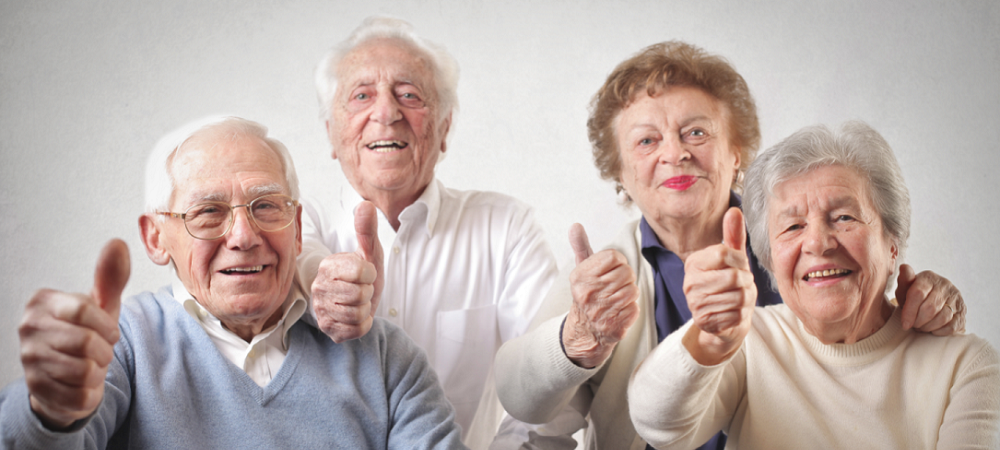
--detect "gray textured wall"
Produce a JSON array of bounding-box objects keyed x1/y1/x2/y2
[{"x1": 2, "y1": 0, "x2": 998, "y2": 389}]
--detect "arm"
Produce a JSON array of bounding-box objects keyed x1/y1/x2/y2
[
  {"x1": 0, "y1": 240, "x2": 131, "y2": 448},
  {"x1": 936, "y1": 342, "x2": 1000, "y2": 449},
  {"x1": 628, "y1": 321, "x2": 746, "y2": 449},
  {"x1": 494, "y1": 202, "x2": 559, "y2": 343},
  {"x1": 382, "y1": 323, "x2": 467, "y2": 450},
  {"x1": 495, "y1": 222, "x2": 637, "y2": 425}
]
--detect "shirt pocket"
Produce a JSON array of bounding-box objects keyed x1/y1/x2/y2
[{"x1": 434, "y1": 304, "x2": 498, "y2": 406}]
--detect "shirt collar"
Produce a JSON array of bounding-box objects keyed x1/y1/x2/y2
[
  {"x1": 171, "y1": 274, "x2": 308, "y2": 347},
  {"x1": 340, "y1": 178, "x2": 442, "y2": 237}
]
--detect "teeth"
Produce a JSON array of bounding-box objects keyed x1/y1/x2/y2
[
  {"x1": 806, "y1": 268, "x2": 849, "y2": 280},
  {"x1": 367, "y1": 140, "x2": 406, "y2": 152},
  {"x1": 224, "y1": 266, "x2": 263, "y2": 273}
]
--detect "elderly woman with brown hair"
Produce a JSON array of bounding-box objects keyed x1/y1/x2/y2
[
  {"x1": 628, "y1": 121, "x2": 1000, "y2": 449},
  {"x1": 493, "y1": 42, "x2": 968, "y2": 450}
]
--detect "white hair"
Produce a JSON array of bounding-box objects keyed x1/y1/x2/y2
[
  {"x1": 314, "y1": 16, "x2": 460, "y2": 126},
  {"x1": 743, "y1": 121, "x2": 911, "y2": 294},
  {"x1": 144, "y1": 116, "x2": 300, "y2": 214}
]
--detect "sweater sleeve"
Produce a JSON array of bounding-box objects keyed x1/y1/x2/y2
[
  {"x1": 628, "y1": 321, "x2": 745, "y2": 449},
  {"x1": 381, "y1": 322, "x2": 467, "y2": 450},
  {"x1": 936, "y1": 340, "x2": 1000, "y2": 449},
  {"x1": 494, "y1": 311, "x2": 601, "y2": 425}
]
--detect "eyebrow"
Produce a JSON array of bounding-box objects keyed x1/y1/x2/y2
[
  {"x1": 182, "y1": 183, "x2": 286, "y2": 205},
  {"x1": 775, "y1": 193, "x2": 860, "y2": 218}
]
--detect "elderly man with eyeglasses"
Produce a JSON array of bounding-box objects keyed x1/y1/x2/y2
[{"x1": 0, "y1": 116, "x2": 465, "y2": 449}]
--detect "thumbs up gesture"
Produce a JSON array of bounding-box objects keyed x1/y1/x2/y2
[
  {"x1": 312, "y1": 201, "x2": 385, "y2": 343},
  {"x1": 682, "y1": 208, "x2": 757, "y2": 365},
  {"x1": 19, "y1": 239, "x2": 130, "y2": 429},
  {"x1": 562, "y1": 223, "x2": 640, "y2": 369}
]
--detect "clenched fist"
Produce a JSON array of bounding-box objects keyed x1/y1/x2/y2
[
  {"x1": 682, "y1": 208, "x2": 756, "y2": 365},
  {"x1": 561, "y1": 223, "x2": 640, "y2": 369},
  {"x1": 312, "y1": 201, "x2": 385, "y2": 343},
  {"x1": 19, "y1": 239, "x2": 130, "y2": 429}
]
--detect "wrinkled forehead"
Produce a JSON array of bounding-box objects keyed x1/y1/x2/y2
[
  {"x1": 336, "y1": 38, "x2": 437, "y2": 91},
  {"x1": 168, "y1": 131, "x2": 289, "y2": 204}
]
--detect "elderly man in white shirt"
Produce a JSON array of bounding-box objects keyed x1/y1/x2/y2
[{"x1": 296, "y1": 17, "x2": 559, "y2": 448}]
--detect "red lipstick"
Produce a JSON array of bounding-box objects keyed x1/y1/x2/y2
[{"x1": 663, "y1": 175, "x2": 697, "y2": 191}]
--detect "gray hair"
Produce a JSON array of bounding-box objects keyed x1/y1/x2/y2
[
  {"x1": 144, "y1": 116, "x2": 300, "y2": 214},
  {"x1": 743, "y1": 121, "x2": 911, "y2": 293},
  {"x1": 315, "y1": 16, "x2": 460, "y2": 125}
]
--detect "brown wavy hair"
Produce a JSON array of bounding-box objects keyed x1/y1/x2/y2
[{"x1": 587, "y1": 41, "x2": 760, "y2": 195}]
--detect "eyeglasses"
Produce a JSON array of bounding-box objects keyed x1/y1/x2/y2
[{"x1": 157, "y1": 194, "x2": 298, "y2": 240}]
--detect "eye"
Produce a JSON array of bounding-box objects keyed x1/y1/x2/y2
[
  {"x1": 354, "y1": 93, "x2": 369, "y2": 101},
  {"x1": 785, "y1": 223, "x2": 803, "y2": 232},
  {"x1": 835, "y1": 214, "x2": 855, "y2": 222},
  {"x1": 639, "y1": 137, "x2": 654, "y2": 146},
  {"x1": 690, "y1": 129, "x2": 705, "y2": 137}
]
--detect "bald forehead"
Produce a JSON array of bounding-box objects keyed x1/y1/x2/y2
[{"x1": 168, "y1": 129, "x2": 289, "y2": 203}]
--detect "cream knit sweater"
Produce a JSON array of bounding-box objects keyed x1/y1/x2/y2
[{"x1": 629, "y1": 304, "x2": 1000, "y2": 449}]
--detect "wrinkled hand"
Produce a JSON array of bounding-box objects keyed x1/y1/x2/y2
[
  {"x1": 562, "y1": 223, "x2": 639, "y2": 369},
  {"x1": 682, "y1": 208, "x2": 756, "y2": 365},
  {"x1": 19, "y1": 239, "x2": 130, "y2": 429},
  {"x1": 895, "y1": 265, "x2": 965, "y2": 335},
  {"x1": 312, "y1": 201, "x2": 384, "y2": 343}
]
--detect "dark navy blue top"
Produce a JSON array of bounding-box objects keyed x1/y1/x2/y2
[{"x1": 640, "y1": 192, "x2": 782, "y2": 450}]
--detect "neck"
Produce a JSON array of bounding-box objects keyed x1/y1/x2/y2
[
  {"x1": 220, "y1": 300, "x2": 288, "y2": 342},
  {"x1": 646, "y1": 205, "x2": 728, "y2": 262},
  {"x1": 356, "y1": 185, "x2": 428, "y2": 232},
  {"x1": 812, "y1": 296, "x2": 895, "y2": 345}
]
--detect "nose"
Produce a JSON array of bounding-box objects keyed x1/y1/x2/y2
[
  {"x1": 802, "y1": 221, "x2": 837, "y2": 256},
  {"x1": 658, "y1": 135, "x2": 691, "y2": 166},
  {"x1": 225, "y1": 206, "x2": 263, "y2": 250},
  {"x1": 370, "y1": 92, "x2": 403, "y2": 125}
]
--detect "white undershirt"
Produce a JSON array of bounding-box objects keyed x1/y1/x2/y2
[{"x1": 171, "y1": 276, "x2": 307, "y2": 387}]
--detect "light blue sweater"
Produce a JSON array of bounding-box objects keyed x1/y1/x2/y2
[{"x1": 0, "y1": 286, "x2": 466, "y2": 449}]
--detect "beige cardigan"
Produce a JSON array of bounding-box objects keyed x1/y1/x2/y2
[{"x1": 494, "y1": 221, "x2": 657, "y2": 450}]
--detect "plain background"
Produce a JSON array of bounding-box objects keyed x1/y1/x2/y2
[{"x1": 1, "y1": 1, "x2": 997, "y2": 391}]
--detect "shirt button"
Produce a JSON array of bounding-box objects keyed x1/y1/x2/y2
[
  {"x1": 389, "y1": 308, "x2": 398, "y2": 317},
  {"x1": 393, "y1": 246, "x2": 400, "y2": 254},
  {"x1": 247, "y1": 348, "x2": 256, "y2": 358}
]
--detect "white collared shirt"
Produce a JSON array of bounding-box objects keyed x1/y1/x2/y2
[
  {"x1": 298, "y1": 178, "x2": 558, "y2": 444},
  {"x1": 172, "y1": 277, "x2": 308, "y2": 387}
]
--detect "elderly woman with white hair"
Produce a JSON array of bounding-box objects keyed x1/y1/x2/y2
[{"x1": 628, "y1": 121, "x2": 1000, "y2": 449}]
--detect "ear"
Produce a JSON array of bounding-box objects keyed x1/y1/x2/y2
[
  {"x1": 325, "y1": 119, "x2": 339, "y2": 160},
  {"x1": 138, "y1": 214, "x2": 172, "y2": 266},
  {"x1": 438, "y1": 112, "x2": 452, "y2": 154}
]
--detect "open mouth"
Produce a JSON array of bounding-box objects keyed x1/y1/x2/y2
[
  {"x1": 804, "y1": 268, "x2": 851, "y2": 282},
  {"x1": 221, "y1": 265, "x2": 264, "y2": 275},
  {"x1": 367, "y1": 140, "x2": 408, "y2": 153}
]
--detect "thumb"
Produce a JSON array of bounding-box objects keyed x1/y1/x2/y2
[
  {"x1": 722, "y1": 207, "x2": 746, "y2": 252},
  {"x1": 354, "y1": 201, "x2": 380, "y2": 264},
  {"x1": 568, "y1": 223, "x2": 594, "y2": 265},
  {"x1": 895, "y1": 263, "x2": 916, "y2": 305},
  {"x1": 354, "y1": 201, "x2": 384, "y2": 316},
  {"x1": 90, "y1": 239, "x2": 131, "y2": 320}
]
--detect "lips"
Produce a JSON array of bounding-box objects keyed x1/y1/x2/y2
[
  {"x1": 662, "y1": 175, "x2": 698, "y2": 191},
  {"x1": 803, "y1": 268, "x2": 851, "y2": 281},
  {"x1": 220, "y1": 265, "x2": 264, "y2": 275},
  {"x1": 366, "y1": 140, "x2": 408, "y2": 153}
]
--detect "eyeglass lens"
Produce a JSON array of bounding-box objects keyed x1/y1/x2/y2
[{"x1": 184, "y1": 195, "x2": 295, "y2": 239}]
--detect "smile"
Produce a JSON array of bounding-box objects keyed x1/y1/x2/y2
[
  {"x1": 367, "y1": 140, "x2": 408, "y2": 152},
  {"x1": 804, "y1": 268, "x2": 851, "y2": 281},
  {"x1": 221, "y1": 266, "x2": 264, "y2": 274}
]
